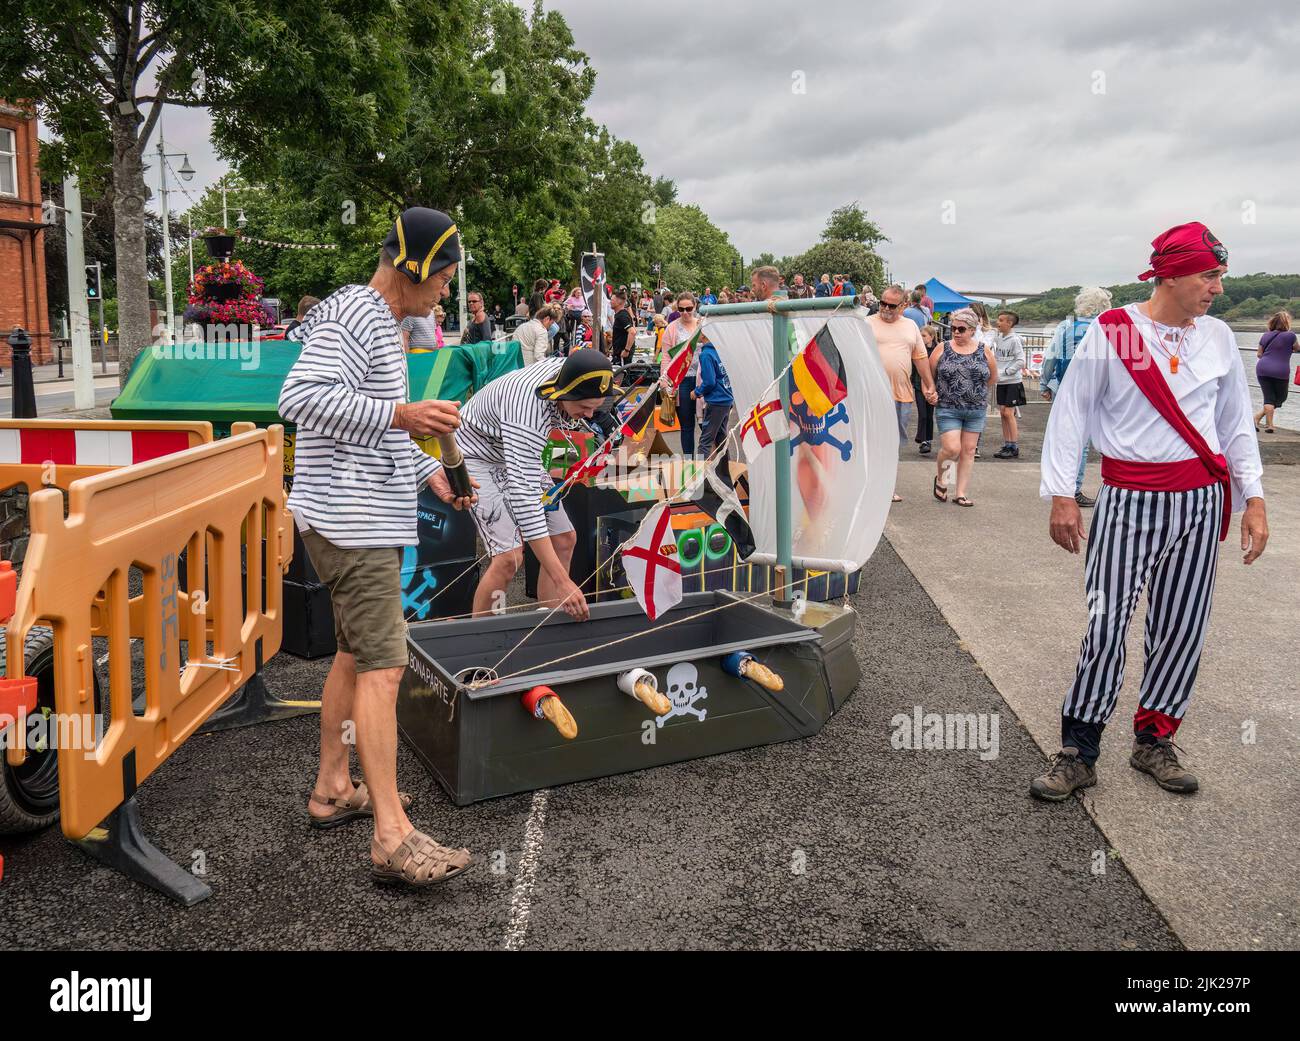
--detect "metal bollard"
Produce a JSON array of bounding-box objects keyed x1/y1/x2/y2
[{"x1": 8, "y1": 327, "x2": 37, "y2": 419}]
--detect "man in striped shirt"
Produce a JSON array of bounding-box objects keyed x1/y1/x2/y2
[
  {"x1": 459, "y1": 348, "x2": 616, "y2": 622},
  {"x1": 280, "y1": 207, "x2": 478, "y2": 887}
]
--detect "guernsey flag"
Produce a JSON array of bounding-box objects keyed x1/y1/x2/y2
[
  {"x1": 790, "y1": 324, "x2": 847, "y2": 417},
  {"x1": 739, "y1": 397, "x2": 790, "y2": 463}
]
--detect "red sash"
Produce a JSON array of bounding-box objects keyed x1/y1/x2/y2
[{"x1": 1097, "y1": 307, "x2": 1231, "y2": 541}]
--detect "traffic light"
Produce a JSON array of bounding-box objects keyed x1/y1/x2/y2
[{"x1": 86, "y1": 264, "x2": 101, "y2": 300}]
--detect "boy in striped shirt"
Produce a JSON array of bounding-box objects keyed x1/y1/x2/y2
[{"x1": 458, "y1": 348, "x2": 616, "y2": 622}]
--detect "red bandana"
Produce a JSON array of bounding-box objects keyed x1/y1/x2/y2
[{"x1": 1138, "y1": 221, "x2": 1228, "y2": 281}]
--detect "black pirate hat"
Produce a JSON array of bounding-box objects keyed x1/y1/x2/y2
[
  {"x1": 383, "y1": 207, "x2": 461, "y2": 285},
  {"x1": 537, "y1": 349, "x2": 615, "y2": 401}
]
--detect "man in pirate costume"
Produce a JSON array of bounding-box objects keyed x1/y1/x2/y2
[
  {"x1": 1032, "y1": 222, "x2": 1268, "y2": 801},
  {"x1": 457, "y1": 348, "x2": 617, "y2": 622},
  {"x1": 281, "y1": 206, "x2": 478, "y2": 886}
]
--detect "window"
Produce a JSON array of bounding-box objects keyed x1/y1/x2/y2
[{"x1": 0, "y1": 128, "x2": 16, "y2": 197}]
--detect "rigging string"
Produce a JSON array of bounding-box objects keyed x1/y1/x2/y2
[
  {"x1": 404, "y1": 554, "x2": 785, "y2": 626},
  {"x1": 484, "y1": 587, "x2": 778, "y2": 687},
  {"x1": 430, "y1": 299, "x2": 864, "y2": 691},
  {"x1": 476, "y1": 431, "x2": 771, "y2": 684}
]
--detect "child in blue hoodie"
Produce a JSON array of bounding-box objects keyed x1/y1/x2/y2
[{"x1": 694, "y1": 337, "x2": 734, "y2": 461}]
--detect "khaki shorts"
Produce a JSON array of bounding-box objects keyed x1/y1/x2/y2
[{"x1": 301, "y1": 529, "x2": 408, "y2": 673}]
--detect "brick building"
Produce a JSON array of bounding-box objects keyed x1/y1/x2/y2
[{"x1": 0, "y1": 99, "x2": 51, "y2": 365}]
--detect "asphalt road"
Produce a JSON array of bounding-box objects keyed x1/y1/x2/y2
[
  {"x1": 0, "y1": 383, "x2": 119, "y2": 415},
  {"x1": 0, "y1": 539, "x2": 1180, "y2": 951}
]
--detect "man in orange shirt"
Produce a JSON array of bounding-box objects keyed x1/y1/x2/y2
[{"x1": 867, "y1": 285, "x2": 938, "y2": 502}]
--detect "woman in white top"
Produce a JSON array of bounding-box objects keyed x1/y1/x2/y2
[{"x1": 656, "y1": 290, "x2": 703, "y2": 457}]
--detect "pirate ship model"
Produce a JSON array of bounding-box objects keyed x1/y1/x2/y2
[{"x1": 397, "y1": 297, "x2": 896, "y2": 804}]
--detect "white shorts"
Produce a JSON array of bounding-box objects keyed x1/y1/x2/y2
[{"x1": 464, "y1": 457, "x2": 574, "y2": 557}]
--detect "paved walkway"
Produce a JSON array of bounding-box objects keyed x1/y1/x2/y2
[{"x1": 886, "y1": 419, "x2": 1299, "y2": 949}]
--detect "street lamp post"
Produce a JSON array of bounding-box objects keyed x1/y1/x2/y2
[{"x1": 154, "y1": 111, "x2": 194, "y2": 344}]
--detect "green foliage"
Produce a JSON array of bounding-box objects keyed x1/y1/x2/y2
[
  {"x1": 1009, "y1": 273, "x2": 1300, "y2": 324},
  {"x1": 787, "y1": 240, "x2": 884, "y2": 293},
  {"x1": 565, "y1": 129, "x2": 656, "y2": 287},
  {"x1": 822, "y1": 202, "x2": 888, "y2": 249},
  {"x1": 651, "y1": 204, "x2": 741, "y2": 294},
  {"x1": 168, "y1": 174, "x2": 388, "y2": 313}
]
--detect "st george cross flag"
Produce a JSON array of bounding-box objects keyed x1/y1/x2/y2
[
  {"x1": 661, "y1": 328, "x2": 702, "y2": 390},
  {"x1": 790, "y1": 323, "x2": 848, "y2": 417},
  {"x1": 621, "y1": 501, "x2": 682, "y2": 620},
  {"x1": 739, "y1": 397, "x2": 790, "y2": 463},
  {"x1": 685, "y1": 454, "x2": 756, "y2": 559}
]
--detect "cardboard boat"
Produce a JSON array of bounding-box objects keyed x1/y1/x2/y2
[{"x1": 397, "y1": 591, "x2": 859, "y2": 805}]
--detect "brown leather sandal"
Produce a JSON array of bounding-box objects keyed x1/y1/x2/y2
[
  {"x1": 371, "y1": 829, "x2": 472, "y2": 886},
  {"x1": 308, "y1": 780, "x2": 413, "y2": 830}
]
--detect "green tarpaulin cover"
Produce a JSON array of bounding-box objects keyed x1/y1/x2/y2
[{"x1": 111, "y1": 340, "x2": 524, "y2": 426}]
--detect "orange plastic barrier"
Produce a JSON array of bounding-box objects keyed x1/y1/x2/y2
[{"x1": 3, "y1": 425, "x2": 290, "y2": 840}]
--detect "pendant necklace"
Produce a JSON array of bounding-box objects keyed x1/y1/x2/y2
[{"x1": 1140, "y1": 307, "x2": 1191, "y2": 374}]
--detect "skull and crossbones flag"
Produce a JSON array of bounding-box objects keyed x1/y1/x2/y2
[
  {"x1": 621, "y1": 501, "x2": 682, "y2": 620},
  {"x1": 685, "y1": 454, "x2": 756, "y2": 559}
]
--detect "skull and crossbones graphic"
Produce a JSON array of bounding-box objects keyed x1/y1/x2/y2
[
  {"x1": 656, "y1": 662, "x2": 708, "y2": 726},
  {"x1": 788, "y1": 398, "x2": 853, "y2": 461}
]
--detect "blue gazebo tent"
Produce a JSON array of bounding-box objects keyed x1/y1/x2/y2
[{"x1": 923, "y1": 277, "x2": 972, "y2": 313}]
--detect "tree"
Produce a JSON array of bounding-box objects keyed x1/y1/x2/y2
[
  {"x1": 224, "y1": 0, "x2": 590, "y2": 225},
  {"x1": 787, "y1": 240, "x2": 884, "y2": 294},
  {"x1": 1, "y1": 0, "x2": 398, "y2": 384},
  {"x1": 822, "y1": 202, "x2": 888, "y2": 250},
  {"x1": 566, "y1": 128, "x2": 656, "y2": 285},
  {"x1": 168, "y1": 174, "x2": 389, "y2": 317},
  {"x1": 650, "y1": 176, "x2": 677, "y2": 208},
  {"x1": 651, "y1": 204, "x2": 741, "y2": 293}
]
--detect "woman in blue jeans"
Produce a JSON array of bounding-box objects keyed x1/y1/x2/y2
[
  {"x1": 928, "y1": 308, "x2": 997, "y2": 507},
  {"x1": 656, "y1": 291, "x2": 702, "y2": 456}
]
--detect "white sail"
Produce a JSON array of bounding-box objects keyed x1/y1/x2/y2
[{"x1": 700, "y1": 312, "x2": 896, "y2": 573}]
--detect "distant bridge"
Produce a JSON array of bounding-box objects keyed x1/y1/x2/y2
[{"x1": 958, "y1": 290, "x2": 1044, "y2": 305}]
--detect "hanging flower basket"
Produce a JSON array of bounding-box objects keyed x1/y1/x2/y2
[
  {"x1": 190, "y1": 259, "x2": 264, "y2": 302},
  {"x1": 183, "y1": 299, "x2": 276, "y2": 331},
  {"x1": 202, "y1": 227, "x2": 236, "y2": 259}
]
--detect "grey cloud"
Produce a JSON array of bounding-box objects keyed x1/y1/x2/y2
[{"x1": 556, "y1": 0, "x2": 1300, "y2": 288}]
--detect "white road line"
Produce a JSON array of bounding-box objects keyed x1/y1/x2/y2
[{"x1": 504, "y1": 789, "x2": 549, "y2": 951}]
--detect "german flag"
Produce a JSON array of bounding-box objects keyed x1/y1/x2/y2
[{"x1": 790, "y1": 323, "x2": 847, "y2": 417}]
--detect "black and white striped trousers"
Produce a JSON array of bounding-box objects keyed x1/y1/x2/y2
[{"x1": 1062, "y1": 482, "x2": 1223, "y2": 729}]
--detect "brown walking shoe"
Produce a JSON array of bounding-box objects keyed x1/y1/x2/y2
[
  {"x1": 1030, "y1": 747, "x2": 1097, "y2": 802},
  {"x1": 1130, "y1": 738, "x2": 1199, "y2": 794}
]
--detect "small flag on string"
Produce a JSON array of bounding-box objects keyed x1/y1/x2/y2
[
  {"x1": 685, "y1": 454, "x2": 755, "y2": 559},
  {"x1": 618, "y1": 385, "x2": 660, "y2": 441},
  {"x1": 790, "y1": 323, "x2": 847, "y2": 417},
  {"x1": 661, "y1": 328, "x2": 702, "y2": 390},
  {"x1": 621, "y1": 501, "x2": 682, "y2": 620},
  {"x1": 739, "y1": 397, "x2": 790, "y2": 463}
]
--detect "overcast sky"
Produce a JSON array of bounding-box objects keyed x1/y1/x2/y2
[{"x1": 152, "y1": 0, "x2": 1299, "y2": 293}]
